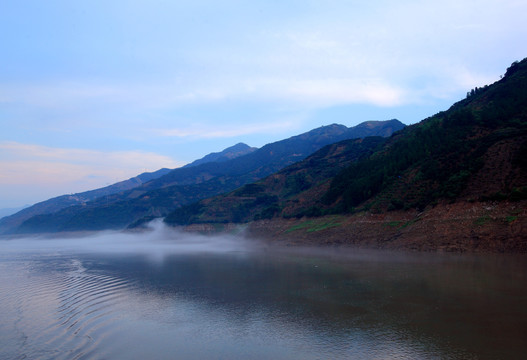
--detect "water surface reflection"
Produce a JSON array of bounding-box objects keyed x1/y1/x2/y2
[{"x1": 1, "y1": 232, "x2": 526, "y2": 359}]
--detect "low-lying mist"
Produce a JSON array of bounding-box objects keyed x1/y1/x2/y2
[
  {"x1": 1, "y1": 220, "x2": 505, "y2": 266},
  {"x1": 0, "y1": 219, "x2": 261, "y2": 259}
]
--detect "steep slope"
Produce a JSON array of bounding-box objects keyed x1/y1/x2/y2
[
  {"x1": 165, "y1": 136, "x2": 386, "y2": 225},
  {"x1": 13, "y1": 120, "x2": 404, "y2": 233},
  {"x1": 322, "y1": 59, "x2": 527, "y2": 214},
  {"x1": 165, "y1": 59, "x2": 527, "y2": 252}
]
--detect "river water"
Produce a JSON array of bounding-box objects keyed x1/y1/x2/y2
[{"x1": 1, "y1": 226, "x2": 526, "y2": 359}]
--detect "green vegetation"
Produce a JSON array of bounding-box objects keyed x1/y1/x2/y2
[
  {"x1": 11, "y1": 121, "x2": 403, "y2": 234},
  {"x1": 286, "y1": 218, "x2": 342, "y2": 233},
  {"x1": 323, "y1": 58, "x2": 527, "y2": 214},
  {"x1": 474, "y1": 215, "x2": 491, "y2": 226},
  {"x1": 164, "y1": 202, "x2": 206, "y2": 226},
  {"x1": 165, "y1": 136, "x2": 387, "y2": 225},
  {"x1": 13, "y1": 58, "x2": 527, "y2": 235},
  {"x1": 306, "y1": 220, "x2": 342, "y2": 232},
  {"x1": 286, "y1": 220, "x2": 316, "y2": 233},
  {"x1": 384, "y1": 219, "x2": 419, "y2": 230},
  {"x1": 162, "y1": 58, "x2": 527, "y2": 229}
]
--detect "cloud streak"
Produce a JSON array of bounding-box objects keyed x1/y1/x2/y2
[
  {"x1": 0, "y1": 142, "x2": 181, "y2": 206},
  {"x1": 152, "y1": 118, "x2": 303, "y2": 139}
]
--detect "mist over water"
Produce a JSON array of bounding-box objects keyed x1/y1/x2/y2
[
  {"x1": 1, "y1": 224, "x2": 527, "y2": 360},
  {"x1": 1, "y1": 219, "x2": 258, "y2": 258}
]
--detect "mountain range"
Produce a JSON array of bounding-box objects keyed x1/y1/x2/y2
[
  {"x1": 165, "y1": 58, "x2": 527, "y2": 252},
  {"x1": 0, "y1": 167, "x2": 172, "y2": 233},
  {"x1": 4, "y1": 58, "x2": 526, "y2": 252},
  {"x1": 3, "y1": 119, "x2": 404, "y2": 234},
  {"x1": 0, "y1": 140, "x2": 260, "y2": 232}
]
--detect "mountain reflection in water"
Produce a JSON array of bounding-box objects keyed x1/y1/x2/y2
[{"x1": 1, "y1": 226, "x2": 526, "y2": 359}]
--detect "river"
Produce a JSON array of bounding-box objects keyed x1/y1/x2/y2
[{"x1": 1, "y1": 226, "x2": 526, "y2": 359}]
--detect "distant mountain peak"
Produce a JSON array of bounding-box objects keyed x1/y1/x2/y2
[
  {"x1": 183, "y1": 142, "x2": 257, "y2": 168},
  {"x1": 358, "y1": 119, "x2": 400, "y2": 128},
  {"x1": 221, "y1": 142, "x2": 255, "y2": 155}
]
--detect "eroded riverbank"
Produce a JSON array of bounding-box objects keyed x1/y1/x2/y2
[{"x1": 182, "y1": 200, "x2": 527, "y2": 253}]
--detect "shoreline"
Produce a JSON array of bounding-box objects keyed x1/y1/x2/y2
[{"x1": 182, "y1": 200, "x2": 527, "y2": 253}]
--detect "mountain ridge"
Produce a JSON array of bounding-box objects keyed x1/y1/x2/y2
[
  {"x1": 10, "y1": 120, "x2": 404, "y2": 234},
  {"x1": 0, "y1": 167, "x2": 171, "y2": 232},
  {"x1": 183, "y1": 143, "x2": 257, "y2": 168},
  {"x1": 165, "y1": 136, "x2": 387, "y2": 225},
  {"x1": 163, "y1": 58, "x2": 527, "y2": 252},
  {"x1": 0, "y1": 142, "x2": 261, "y2": 232}
]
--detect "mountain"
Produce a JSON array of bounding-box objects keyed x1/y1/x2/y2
[
  {"x1": 321, "y1": 59, "x2": 527, "y2": 214},
  {"x1": 0, "y1": 142, "x2": 261, "y2": 233},
  {"x1": 0, "y1": 205, "x2": 30, "y2": 219},
  {"x1": 183, "y1": 143, "x2": 257, "y2": 168},
  {"x1": 135, "y1": 120, "x2": 403, "y2": 192},
  {"x1": 164, "y1": 59, "x2": 527, "y2": 252},
  {"x1": 165, "y1": 136, "x2": 387, "y2": 225},
  {"x1": 0, "y1": 167, "x2": 171, "y2": 233},
  {"x1": 11, "y1": 120, "x2": 404, "y2": 233}
]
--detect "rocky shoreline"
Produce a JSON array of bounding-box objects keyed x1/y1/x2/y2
[{"x1": 183, "y1": 200, "x2": 527, "y2": 253}]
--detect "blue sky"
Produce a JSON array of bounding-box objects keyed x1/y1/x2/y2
[{"x1": 1, "y1": 0, "x2": 526, "y2": 208}]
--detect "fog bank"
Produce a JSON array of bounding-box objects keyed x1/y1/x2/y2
[{"x1": 0, "y1": 219, "x2": 260, "y2": 259}]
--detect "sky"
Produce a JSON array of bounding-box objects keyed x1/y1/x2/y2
[{"x1": 1, "y1": 0, "x2": 526, "y2": 209}]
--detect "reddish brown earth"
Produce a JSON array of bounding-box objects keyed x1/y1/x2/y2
[{"x1": 184, "y1": 200, "x2": 527, "y2": 253}]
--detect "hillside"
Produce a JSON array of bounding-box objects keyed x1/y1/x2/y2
[
  {"x1": 12, "y1": 120, "x2": 403, "y2": 233},
  {"x1": 0, "y1": 142, "x2": 260, "y2": 233},
  {"x1": 165, "y1": 59, "x2": 527, "y2": 252},
  {"x1": 138, "y1": 120, "x2": 403, "y2": 192},
  {"x1": 183, "y1": 143, "x2": 257, "y2": 168},
  {"x1": 322, "y1": 59, "x2": 527, "y2": 213},
  {"x1": 0, "y1": 167, "x2": 171, "y2": 232},
  {"x1": 165, "y1": 136, "x2": 387, "y2": 224}
]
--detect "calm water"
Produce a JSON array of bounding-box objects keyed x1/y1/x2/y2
[{"x1": 1, "y1": 228, "x2": 526, "y2": 359}]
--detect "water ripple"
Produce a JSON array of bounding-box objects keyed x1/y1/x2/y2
[{"x1": 2, "y1": 256, "x2": 135, "y2": 360}]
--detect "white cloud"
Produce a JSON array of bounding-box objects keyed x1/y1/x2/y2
[
  {"x1": 153, "y1": 118, "x2": 303, "y2": 139},
  {"x1": 3, "y1": 0, "x2": 526, "y2": 110},
  {"x1": 262, "y1": 78, "x2": 406, "y2": 107},
  {"x1": 450, "y1": 68, "x2": 500, "y2": 91},
  {"x1": 0, "y1": 142, "x2": 181, "y2": 201}
]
